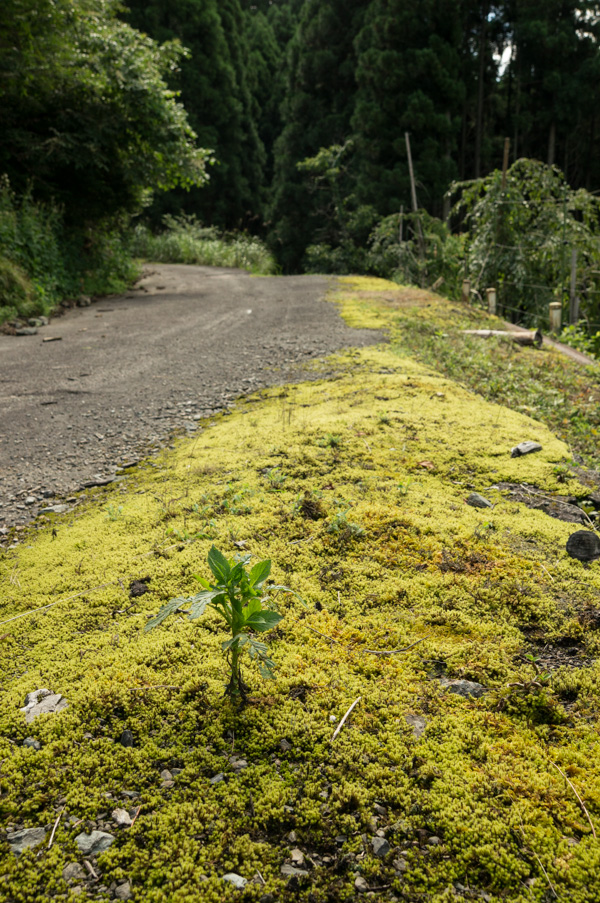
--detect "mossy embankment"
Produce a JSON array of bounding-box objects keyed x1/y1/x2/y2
[{"x1": 2, "y1": 277, "x2": 600, "y2": 903}]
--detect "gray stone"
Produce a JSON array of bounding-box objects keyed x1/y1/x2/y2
[
  {"x1": 15, "y1": 327, "x2": 38, "y2": 336},
  {"x1": 466, "y1": 492, "x2": 493, "y2": 509},
  {"x1": 115, "y1": 881, "x2": 132, "y2": 900},
  {"x1": 405, "y1": 714, "x2": 427, "y2": 740},
  {"x1": 22, "y1": 737, "x2": 41, "y2": 750},
  {"x1": 21, "y1": 693, "x2": 68, "y2": 723},
  {"x1": 40, "y1": 504, "x2": 70, "y2": 514},
  {"x1": 7, "y1": 826, "x2": 47, "y2": 855},
  {"x1": 77, "y1": 296, "x2": 92, "y2": 307},
  {"x1": 230, "y1": 758, "x2": 247, "y2": 772},
  {"x1": 427, "y1": 836, "x2": 442, "y2": 846},
  {"x1": 222, "y1": 873, "x2": 247, "y2": 889},
  {"x1": 290, "y1": 848, "x2": 305, "y2": 865},
  {"x1": 440, "y1": 678, "x2": 487, "y2": 698},
  {"x1": 566, "y1": 530, "x2": 600, "y2": 563},
  {"x1": 371, "y1": 836, "x2": 390, "y2": 858},
  {"x1": 24, "y1": 688, "x2": 51, "y2": 707},
  {"x1": 24, "y1": 497, "x2": 37, "y2": 506},
  {"x1": 511, "y1": 441, "x2": 542, "y2": 458},
  {"x1": 393, "y1": 857, "x2": 408, "y2": 872},
  {"x1": 75, "y1": 830, "x2": 115, "y2": 856},
  {"x1": 63, "y1": 862, "x2": 86, "y2": 882},
  {"x1": 355, "y1": 876, "x2": 369, "y2": 893},
  {"x1": 119, "y1": 730, "x2": 134, "y2": 748},
  {"x1": 160, "y1": 769, "x2": 173, "y2": 783},
  {"x1": 280, "y1": 863, "x2": 309, "y2": 879},
  {"x1": 112, "y1": 808, "x2": 132, "y2": 827},
  {"x1": 209, "y1": 772, "x2": 225, "y2": 785}
]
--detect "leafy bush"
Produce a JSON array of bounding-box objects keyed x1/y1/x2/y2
[
  {"x1": 131, "y1": 215, "x2": 277, "y2": 275},
  {"x1": 558, "y1": 324, "x2": 600, "y2": 359},
  {"x1": 0, "y1": 179, "x2": 138, "y2": 324}
]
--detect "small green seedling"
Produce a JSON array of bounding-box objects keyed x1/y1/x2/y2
[{"x1": 144, "y1": 546, "x2": 300, "y2": 704}]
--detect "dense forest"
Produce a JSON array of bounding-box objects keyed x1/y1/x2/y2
[{"x1": 3, "y1": 0, "x2": 600, "y2": 338}]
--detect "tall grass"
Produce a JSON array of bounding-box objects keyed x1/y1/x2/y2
[
  {"x1": 131, "y1": 214, "x2": 277, "y2": 275},
  {"x1": 0, "y1": 178, "x2": 138, "y2": 325}
]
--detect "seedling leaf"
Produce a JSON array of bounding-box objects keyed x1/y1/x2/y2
[{"x1": 207, "y1": 545, "x2": 230, "y2": 583}]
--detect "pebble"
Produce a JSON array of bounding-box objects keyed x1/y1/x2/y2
[
  {"x1": 466, "y1": 492, "x2": 493, "y2": 509},
  {"x1": 222, "y1": 873, "x2": 247, "y2": 889},
  {"x1": 371, "y1": 836, "x2": 390, "y2": 858},
  {"x1": 290, "y1": 848, "x2": 305, "y2": 865},
  {"x1": 63, "y1": 863, "x2": 86, "y2": 882},
  {"x1": 7, "y1": 827, "x2": 47, "y2": 855},
  {"x1": 281, "y1": 863, "x2": 309, "y2": 879},
  {"x1": 427, "y1": 836, "x2": 442, "y2": 846},
  {"x1": 355, "y1": 875, "x2": 369, "y2": 893},
  {"x1": 440, "y1": 677, "x2": 487, "y2": 698},
  {"x1": 119, "y1": 730, "x2": 134, "y2": 747},
  {"x1": 75, "y1": 830, "x2": 115, "y2": 855},
  {"x1": 22, "y1": 737, "x2": 41, "y2": 750},
  {"x1": 15, "y1": 327, "x2": 38, "y2": 336},
  {"x1": 511, "y1": 441, "x2": 542, "y2": 458},
  {"x1": 405, "y1": 714, "x2": 427, "y2": 740},
  {"x1": 115, "y1": 881, "x2": 132, "y2": 900},
  {"x1": 393, "y1": 857, "x2": 408, "y2": 872},
  {"x1": 566, "y1": 530, "x2": 600, "y2": 563},
  {"x1": 21, "y1": 689, "x2": 68, "y2": 723},
  {"x1": 209, "y1": 772, "x2": 225, "y2": 785},
  {"x1": 112, "y1": 808, "x2": 132, "y2": 827}
]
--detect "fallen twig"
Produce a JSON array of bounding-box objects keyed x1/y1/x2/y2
[
  {"x1": 127, "y1": 685, "x2": 181, "y2": 691},
  {"x1": 551, "y1": 761, "x2": 597, "y2": 840},
  {"x1": 48, "y1": 805, "x2": 65, "y2": 849},
  {"x1": 0, "y1": 582, "x2": 115, "y2": 627},
  {"x1": 331, "y1": 696, "x2": 362, "y2": 742},
  {"x1": 130, "y1": 805, "x2": 142, "y2": 828},
  {"x1": 363, "y1": 634, "x2": 431, "y2": 656},
  {"x1": 84, "y1": 860, "x2": 98, "y2": 880},
  {"x1": 303, "y1": 624, "x2": 340, "y2": 645}
]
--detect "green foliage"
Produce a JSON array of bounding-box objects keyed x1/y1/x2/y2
[
  {"x1": 451, "y1": 159, "x2": 600, "y2": 327},
  {"x1": 0, "y1": 0, "x2": 211, "y2": 223},
  {"x1": 559, "y1": 324, "x2": 600, "y2": 360},
  {"x1": 130, "y1": 215, "x2": 276, "y2": 275},
  {"x1": 145, "y1": 546, "x2": 300, "y2": 703},
  {"x1": 0, "y1": 179, "x2": 138, "y2": 324}
]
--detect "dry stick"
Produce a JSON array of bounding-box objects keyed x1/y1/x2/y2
[
  {"x1": 130, "y1": 805, "x2": 142, "y2": 828},
  {"x1": 331, "y1": 696, "x2": 362, "y2": 742},
  {"x1": 127, "y1": 685, "x2": 181, "y2": 691},
  {"x1": 0, "y1": 582, "x2": 115, "y2": 627},
  {"x1": 518, "y1": 821, "x2": 558, "y2": 899},
  {"x1": 551, "y1": 761, "x2": 597, "y2": 840},
  {"x1": 363, "y1": 635, "x2": 431, "y2": 656},
  {"x1": 84, "y1": 860, "x2": 98, "y2": 880},
  {"x1": 303, "y1": 624, "x2": 340, "y2": 645},
  {"x1": 48, "y1": 805, "x2": 65, "y2": 850}
]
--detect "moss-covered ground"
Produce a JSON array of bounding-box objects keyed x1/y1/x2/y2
[{"x1": 2, "y1": 277, "x2": 600, "y2": 903}]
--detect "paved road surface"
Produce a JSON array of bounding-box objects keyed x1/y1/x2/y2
[{"x1": 0, "y1": 265, "x2": 381, "y2": 536}]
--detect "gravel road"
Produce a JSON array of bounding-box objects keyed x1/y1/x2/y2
[{"x1": 0, "y1": 265, "x2": 381, "y2": 539}]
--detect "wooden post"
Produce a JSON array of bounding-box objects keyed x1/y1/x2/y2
[
  {"x1": 549, "y1": 301, "x2": 562, "y2": 335},
  {"x1": 462, "y1": 280, "x2": 471, "y2": 305},
  {"x1": 569, "y1": 248, "x2": 578, "y2": 324},
  {"x1": 486, "y1": 287, "x2": 497, "y2": 315},
  {"x1": 501, "y1": 137, "x2": 510, "y2": 190},
  {"x1": 405, "y1": 132, "x2": 419, "y2": 213}
]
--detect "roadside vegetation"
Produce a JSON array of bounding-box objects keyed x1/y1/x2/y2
[{"x1": 2, "y1": 278, "x2": 600, "y2": 902}]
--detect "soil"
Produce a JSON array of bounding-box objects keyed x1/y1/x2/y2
[{"x1": 0, "y1": 265, "x2": 382, "y2": 539}]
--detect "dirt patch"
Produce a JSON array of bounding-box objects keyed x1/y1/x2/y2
[{"x1": 351, "y1": 288, "x2": 436, "y2": 308}]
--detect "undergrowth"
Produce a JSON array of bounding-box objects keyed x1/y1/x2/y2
[
  {"x1": 131, "y1": 215, "x2": 277, "y2": 275},
  {"x1": 1, "y1": 279, "x2": 600, "y2": 902}
]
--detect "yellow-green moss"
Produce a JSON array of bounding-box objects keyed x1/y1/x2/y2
[{"x1": 1, "y1": 277, "x2": 600, "y2": 902}]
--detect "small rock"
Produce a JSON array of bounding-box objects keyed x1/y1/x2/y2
[
  {"x1": 427, "y1": 836, "x2": 442, "y2": 846},
  {"x1": 112, "y1": 808, "x2": 132, "y2": 827},
  {"x1": 373, "y1": 803, "x2": 387, "y2": 817},
  {"x1": 21, "y1": 692, "x2": 68, "y2": 723},
  {"x1": 24, "y1": 688, "x2": 51, "y2": 707},
  {"x1": 280, "y1": 738, "x2": 292, "y2": 752},
  {"x1": 222, "y1": 873, "x2": 247, "y2": 889},
  {"x1": 129, "y1": 579, "x2": 150, "y2": 598},
  {"x1": 160, "y1": 769, "x2": 173, "y2": 783},
  {"x1": 230, "y1": 759, "x2": 247, "y2": 772},
  {"x1": 511, "y1": 441, "x2": 542, "y2": 458},
  {"x1": 15, "y1": 327, "x2": 38, "y2": 336},
  {"x1": 40, "y1": 504, "x2": 70, "y2": 515},
  {"x1": 290, "y1": 848, "x2": 305, "y2": 866},
  {"x1": 280, "y1": 863, "x2": 309, "y2": 879},
  {"x1": 63, "y1": 863, "x2": 86, "y2": 882},
  {"x1": 355, "y1": 875, "x2": 369, "y2": 893},
  {"x1": 7, "y1": 827, "x2": 47, "y2": 855},
  {"x1": 371, "y1": 836, "x2": 390, "y2": 858},
  {"x1": 405, "y1": 714, "x2": 427, "y2": 740},
  {"x1": 393, "y1": 857, "x2": 408, "y2": 872},
  {"x1": 78, "y1": 296, "x2": 92, "y2": 307},
  {"x1": 566, "y1": 530, "x2": 600, "y2": 563},
  {"x1": 24, "y1": 496, "x2": 37, "y2": 506},
  {"x1": 260, "y1": 895, "x2": 276, "y2": 903},
  {"x1": 440, "y1": 678, "x2": 487, "y2": 698},
  {"x1": 119, "y1": 730, "x2": 134, "y2": 748},
  {"x1": 209, "y1": 772, "x2": 225, "y2": 785},
  {"x1": 466, "y1": 492, "x2": 493, "y2": 509},
  {"x1": 75, "y1": 830, "x2": 115, "y2": 855},
  {"x1": 122, "y1": 790, "x2": 140, "y2": 799},
  {"x1": 22, "y1": 737, "x2": 41, "y2": 750},
  {"x1": 114, "y1": 881, "x2": 132, "y2": 900},
  {"x1": 287, "y1": 830, "x2": 298, "y2": 843}
]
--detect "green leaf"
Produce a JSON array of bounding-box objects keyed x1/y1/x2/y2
[
  {"x1": 245, "y1": 610, "x2": 284, "y2": 632},
  {"x1": 193, "y1": 575, "x2": 212, "y2": 589},
  {"x1": 249, "y1": 558, "x2": 271, "y2": 587},
  {"x1": 143, "y1": 597, "x2": 188, "y2": 632},
  {"x1": 207, "y1": 546, "x2": 230, "y2": 583},
  {"x1": 188, "y1": 590, "x2": 223, "y2": 620}
]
